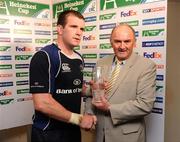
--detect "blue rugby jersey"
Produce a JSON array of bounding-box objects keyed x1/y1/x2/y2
[{"x1": 29, "y1": 44, "x2": 84, "y2": 130}]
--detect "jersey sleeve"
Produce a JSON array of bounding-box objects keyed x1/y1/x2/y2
[{"x1": 29, "y1": 51, "x2": 50, "y2": 93}]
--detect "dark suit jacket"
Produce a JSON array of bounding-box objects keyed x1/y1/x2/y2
[{"x1": 85, "y1": 53, "x2": 156, "y2": 142}]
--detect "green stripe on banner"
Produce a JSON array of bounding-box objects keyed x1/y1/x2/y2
[
  {"x1": 53, "y1": 0, "x2": 96, "y2": 19},
  {"x1": 100, "y1": 0, "x2": 164, "y2": 10},
  {"x1": 0, "y1": 0, "x2": 50, "y2": 18}
]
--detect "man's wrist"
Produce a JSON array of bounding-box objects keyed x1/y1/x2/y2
[{"x1": 69, "y1": 113, "x2": 83, "y2": 125}]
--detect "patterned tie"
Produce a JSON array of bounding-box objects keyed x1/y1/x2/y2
[{"x1": 106, "y1": 59, "x2": 120, "y2": 95}]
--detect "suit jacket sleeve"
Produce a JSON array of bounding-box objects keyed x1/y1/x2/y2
[{"x1": 110, "y1": 60, "x2": 156, "y2": 125}]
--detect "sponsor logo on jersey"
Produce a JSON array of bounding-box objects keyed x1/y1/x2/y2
[
  {"x1": 73, "y1": 79, "x2": 81, "y2": 86},
  {"x1": 56, "y1": 88, "x2": 82, "y2": 94},
  {"x1": 62, "y1": 63, "x2": 71, "y2": 72}
]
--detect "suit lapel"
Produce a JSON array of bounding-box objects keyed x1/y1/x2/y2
[{"x1": 107, "y1": 53, "x2": 138, "y2": 100}]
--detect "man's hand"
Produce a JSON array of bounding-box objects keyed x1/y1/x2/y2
[
  {"x1": 92, "y1": 95, "x2": 110, "y2": 112},
  {"x1": 80, "y1": 114, "x2": 97, "y2": 130}
]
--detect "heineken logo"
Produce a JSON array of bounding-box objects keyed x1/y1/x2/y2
[
  {"x1": 100, "y1": 43, "x2": 111, "y2": 49},
  {"x1": 100, "y1": 13, "x2": 116, "y2": 20},
  {"x1": 0, "y1": 99, "x2": 14, "y2": 105},
  {"x1": 0, "y1": 46, "x2": 11, "y2": 51},
  {"x1": 142, "y1": 29, "x2": 164, "y2": 36},
  {"x1": 35, "y1": 39, "x2": 51, "y2": 44},
  {"x1": 84, "y1": 25, "x2": 96, "y2": 32},
  {"x1": 15, "y1": 55, "x2": 32, "y2": 60},
  {"x1": 0, "y1": 18, "x2": 9, "y2": 24}
]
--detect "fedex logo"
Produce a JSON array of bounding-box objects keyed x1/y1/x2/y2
[
  {"x1": 14, "y1": 20, "x2": 30, "y2": 26},
  {"x1": 121, "y1": 10, "x2": 137, "y2": 17},
  {"x1": 143, "y1": 52, "x2": 162, "y2": 58},
  {"x1": 83, "y1": 35, "x2": 95, "y2": 41},
  {"x1": 16, "y1": 46, "x2": 32, "y2": 51}
]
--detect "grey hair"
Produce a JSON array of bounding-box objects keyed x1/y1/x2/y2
[{"x1": 110, "y1": 23, "x2": 136, "y2": 40}]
